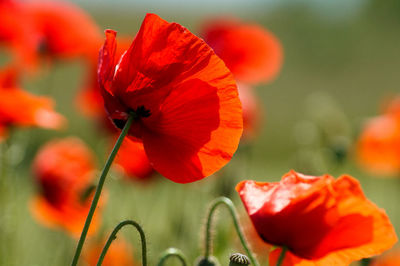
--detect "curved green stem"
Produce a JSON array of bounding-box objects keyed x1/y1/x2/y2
[
  {"x1": 157, "y1": 248, "x2": 188, "y2": 266},
  {"x1": 276, "y1": 246, "x2": 287, "y2": 266},
  {"x1": 97, "y1": 220, "x2": 147, "y2": 266},
  {"x1": 204, "y1": 197, "x2": 259, "y2": 266},
  {"x1": 70, "y1": 113, "x2": 135, "y2": 266}
]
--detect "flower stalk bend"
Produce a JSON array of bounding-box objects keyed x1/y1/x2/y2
[
  {"x1": 96, "y1": 220, "x2": 147, "y2": 266},
  {"x1": 157, "y1": 248, "x2": 188, "y2": 266},
  {"x1": 70, "y1": 113, "x2": 136, "y2": 266},
  {"x1": 203, "y1": 197, "x2": 259, "y2": 266}
]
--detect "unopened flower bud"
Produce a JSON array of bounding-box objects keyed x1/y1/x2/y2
[{"x1": 229, "y1": 253, "x2": 250, "y2": 266}]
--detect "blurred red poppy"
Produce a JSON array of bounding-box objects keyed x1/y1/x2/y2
[
  {"x1": 83, "y1": 237, "x2": 136, "y2": 266},
  {"x1": 0, "y1": 0, "x2": 38, "y2": 71},
  {"x1": 114, "y1": 138, "x2": 154, "y2": 181},
  {"x1": 0, "y1": 67, "x2": 64, "y2": 140},
  {"x1": 24, "y1": 0, "x2": 101, "y2": 61},
  {"x1": 236, "y1": 170, "x2": 397, "y2": 265},
  {"x1": 201, "y1": 18, "x2": 283, "y2": 84},
  {"x1": 0, "y1": 0, "x2": 101, "y2": 71},
  {"x1": 357, "y1": 96, "x2": 400, "y2": 176},
  {"x1": 98, "y1": 13, "x2": 243, "y2": 183},
  {"x1": 30, "y1": 137, "x2": 102, "y2": 236}
]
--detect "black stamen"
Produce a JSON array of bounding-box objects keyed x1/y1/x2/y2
[{"x1": 112, "y1": 106, "x2": 151, "y2": 130}]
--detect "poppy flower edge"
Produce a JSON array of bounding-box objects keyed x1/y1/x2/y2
[{"x1": 236, "y1": 171, "x2": 397, "y2": 265}]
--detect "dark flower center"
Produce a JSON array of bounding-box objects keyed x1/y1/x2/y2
[{"x1": 112, "y1": 105, "x2": 151, "y2": 130}]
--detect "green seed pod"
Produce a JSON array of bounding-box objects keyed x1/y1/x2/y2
[
  {"x1": 195, "y1": 255, "x2": 221, "y2": 266},
  {"x1": 229, "y1": 253, "x2": 250, "y2": 266}
]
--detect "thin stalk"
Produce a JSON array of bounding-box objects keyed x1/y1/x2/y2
[
  {"x1": 70, "y1": 113, "x2": 135, "y2": 266},
  {"x1": 276, "y1": 247, "x2": 287, "y2": 266},
  {"x1": 97, "y1": 220, "x2": 147, "y2": 266},
  {"x1": 157, "y1": 248, "x2": 188, "y2": 266},
  {"x1": 204, "y1": 197, "x2": 259, "y2": 266}
]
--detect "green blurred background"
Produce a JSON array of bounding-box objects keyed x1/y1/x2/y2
[{"x1": 1, "y1": 0, "x2": 400, "y2": 265}]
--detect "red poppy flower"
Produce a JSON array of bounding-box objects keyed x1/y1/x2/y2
[
  {"x1": 0, "y1": 67, "x2": 64, "y2": 140},
  {"x1": 23, "y1": 0, "x2": 101, "y2": 60},
  {"x1": 30, "y1": 137, "x2": 102, "y2": 236},
  {"x1": 357, "y1": 96, "x2": 400, "y2": 176},
  {"x1": 98, "y1": 13, "x2": 243, "y2": 183},
  {"x1": 115, "y1": 138, "x2": 154, "y2": 181},
  {"x1": 83, "y1": 237, "x2": 136, "y2": 266},
  {"x1": 236, "y1": 170, "x2": 397, "y2": 265},
  {"x1": 201, "y1": 18, "x2": 283, "y2": 84}
]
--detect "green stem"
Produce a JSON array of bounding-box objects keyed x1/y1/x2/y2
[
  {"x1": 70, "y1": 113, "x2": 135, "y2": 266},
  {"x1": 157, "y1": 248, "x2": 188, "y2": 266},
  {"x1": 276, "y1": 246, "x2": 287, "y2": 266},
  {"x1": 96, "y1": 220, "x2": 147, "y2": 266},
  {"x1": 204, "y1": 197, "x2": 259, "y2": 266}
]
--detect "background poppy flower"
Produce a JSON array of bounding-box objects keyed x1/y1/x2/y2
[
  {"x1": 23, "y1": 0, "x2": 101, "y2": 61},
  {"x1": 31, "y1": 137, "x2": 101, "y2": 236},
  {"x1": 0, "y1": 67, "x2": 64, "y2": 139},
  {"x1": 114, "y1": 138, "x2": 154, "y2": 181},
  {"x1": 201, "y1": 18, "x2": 283, "y2": 84},
  {"x1": 0, "y1": 0, "x2": 38, "y2": 71},
  {"x1": 236, "y1": 170, "x2": 397, "y2": 265},
  {"x1": 98, "y1": 13, "x2": 243, "y2": 183},
  {"x1": 357, "y1": 96, "x2": 400, "y2": 176}
]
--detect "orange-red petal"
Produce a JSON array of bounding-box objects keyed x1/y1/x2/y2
[{"x1": 0, "y1": 87, "x2": 65, "y2": 130}]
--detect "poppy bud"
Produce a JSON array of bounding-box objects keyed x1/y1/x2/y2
[{"x1": 229, "y1": 253, "x2": 250, "y2": 266}]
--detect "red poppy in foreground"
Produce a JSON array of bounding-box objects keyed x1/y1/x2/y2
[
  {"x1": 31, "y1": 137, "x2": 102, "y2": 236},
  {"x1": 201, "y1": 18, "x2": 283, "y2": 84},
  {"x1": 0, "y1": 67, "x2": 64, "y2": 140},
  {"x1": 357, "y1": 96, "x2": 400, "y2": 176},
  {"x1": 98, "y1": 13, "x2": 243, "y2": 183},
  {"x1": 83, "y1": 237, "x2": 136, "y2": 266},
  {"x1": 236, "y1": 170, "x2": 397, "y2": 265}
]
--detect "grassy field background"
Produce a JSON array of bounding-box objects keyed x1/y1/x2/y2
[{"x1": 1, "y1": 0, "x2": 400, "y2": 265}]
